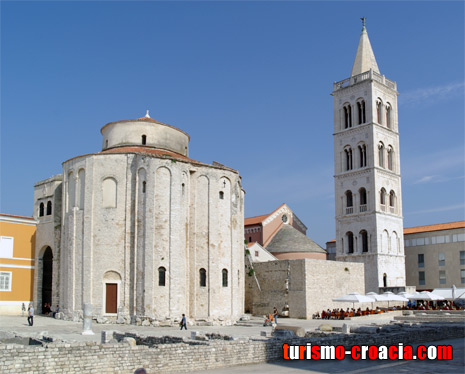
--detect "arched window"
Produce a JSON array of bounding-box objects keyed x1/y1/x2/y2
[
  {"x1": 199, "y1": 268, "x2": 206, "y2": 287},
  {"x1": 357, "y1": 100, "x2": 366, "y2": 124},
  {"x1": 105, "y1": 139, "x2": 108, "y2": 148},
  {"x1": 358, "y1": 144, "x2": 367, "y2": 167},
  {"x1": 345, "y1": 190, "x2": 353, "y2": 214},
  {"x1": 222, "y1": 269, "x2": 228, "y2": 287},
  {"x1": 343, "y1": 104, "x2": 352, "y2": 129},
  {"x1": 383, "y1": 273, "x2": 387, "y2": 288},
  {"x1": 102, "y1": 178, "x2": 117, "y2": 208},
  {"x1": 158, "y1": 267, "x2": 166, "y2": 286},
  {"x1": 387, "y1": 146, "x2": 393, "y2": 171},
  {"x1": 380, "y1": 188, "x2": 386, "y2": 209},
  {"x1": 219, "y1": 191, "x2": 224, "y2": 200},
  {"x1": 248, "y1": 236, "x2": 252, "y2": 243},
  {"x1": 39, "y1": 202, "x2": 44, "y2": 217},
  {"x1": 46, "y1": 201, "x2": 52, "y2": 215},
  {"x1": 142, "y1": 135, "x2": 147, "y2": 145},
  {"x1": 389, "y1": 190, "x2": 396, "y2": 213},
  {"x1": 347, "y1": 232, "x2": 354, "y2": 254},
  {"x1": 359, "y1": 188, "x2": 367, "y2": 212},
  {"x1": 344, "y1": 148, "x2": 353, "y2": 171},
  {"x1": 386, "y1": 104, "x2": 392, "y2": 129},
  {"x1": 360, "y1": 230, "x2": 368, "y2": 252},
  {"x1": 378, "y1": 143, "x2": 385, "y2": 168},
  {"x1": 376, "y1": 99, "x2": 383, "y2": 124}
]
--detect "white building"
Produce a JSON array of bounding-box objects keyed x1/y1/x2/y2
[
  {"x1": 33, "y1": 112, "x2": 245, "y2": 324},
  {"x1": 332, "y1": 21, "x2": 406, "y2": 292}
]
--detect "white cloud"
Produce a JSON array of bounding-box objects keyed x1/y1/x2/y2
[{"x1": 400, "y1": 82, "x2": 464, "y2": 106}]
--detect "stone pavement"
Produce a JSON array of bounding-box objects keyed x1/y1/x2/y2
[{"x1": 0, "y1": 313, "x2": 399, "y2": 343}]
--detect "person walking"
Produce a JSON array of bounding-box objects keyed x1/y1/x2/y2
[
  {"x1": 180, "y1": 314, "x2": 187, "y2": 330},
  {"x1": 273, "y1": 307, "x2": 278, "y2": 325},
  {"x1": 21, "y1": 303, "x2": 26, "y2": 317},
  {"x1": 27, "y1": 304, "x2": 34, "y2": 326}
]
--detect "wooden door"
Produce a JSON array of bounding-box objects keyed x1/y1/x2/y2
[{"x1": 105, "y1": 283, "x2": 117, "y2": 313}]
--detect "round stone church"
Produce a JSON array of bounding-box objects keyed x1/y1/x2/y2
[{"x1": 33, "y1": 112, "x2": 245, "y2": 324}]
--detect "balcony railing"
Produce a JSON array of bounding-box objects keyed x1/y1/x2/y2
[
  {"x1": 334, "y1": 69, "x2": 397, "y2": 92},
  {"x1": 360, "y1": 205, "x2": 367, "y2": 213},
  {"x1": 380, "y1": 204, "x2": 386, "y2": 212},
  {"x1": 389, "y1": 206, "x2": 395, "y2": 213},
  {"x1": 346, "y1": 207, "x2": 354, "y2": 214}
]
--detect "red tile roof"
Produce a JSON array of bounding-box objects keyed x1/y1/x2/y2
[
  {"x1": 244, "y1": 203, "x2": 288, "y2": 226},
  {"x1": 403, "y1": 221, "x2": 465, "y2": 234},
  {"x1": 101, "y1": 147, "x2": 194, "y2": 162}
]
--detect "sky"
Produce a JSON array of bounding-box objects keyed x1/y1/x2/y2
[{"x1": 1, "y1": 1, "x2": 464, "y2": 247}]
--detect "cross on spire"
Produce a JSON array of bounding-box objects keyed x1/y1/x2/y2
[{"x1": 361, "y1": 17, "x2": 366, "y2": 31}]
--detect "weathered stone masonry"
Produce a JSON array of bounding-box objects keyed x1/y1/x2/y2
[{"x1": 1, "y1": 323, "x2": 463, "y2": 373}]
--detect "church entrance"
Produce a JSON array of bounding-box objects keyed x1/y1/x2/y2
[
  {"x1": 41, "y1": 247, "x2": 53, "y2": 310},
  {"x1": 105, "y1": 283, "x2": 117, "y2": 314}
]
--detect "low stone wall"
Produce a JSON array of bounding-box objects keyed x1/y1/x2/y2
[{"x1": 1, "y1": 323, "x2": 464, "y2": 373}]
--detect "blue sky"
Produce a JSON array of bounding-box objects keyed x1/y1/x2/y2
[{"x1": 1, "y1": 1, "x2": 464, "y2": 247}]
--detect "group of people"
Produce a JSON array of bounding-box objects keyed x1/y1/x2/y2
[{"x1": 313, "y1": 307, "x2": 386, "y2": 319}]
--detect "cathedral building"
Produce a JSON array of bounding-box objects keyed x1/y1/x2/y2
[
  {"x1": 33, "y1": 112, "x2": 245, "y2": 324},
  {"x1": 332, "y1": 21, "x2": 406, "y2": 292}
]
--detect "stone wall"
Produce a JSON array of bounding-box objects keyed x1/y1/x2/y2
[
  {"x1": 1, "y1": 323, "x2": 463, "y2": 373},
  {"x1": 245, "y1": 259, "x2": 365, "y2": 318}
]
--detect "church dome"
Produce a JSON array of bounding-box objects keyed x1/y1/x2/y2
[{"x1": 100, "y1": 111, "x2": 190, "y2": 157}]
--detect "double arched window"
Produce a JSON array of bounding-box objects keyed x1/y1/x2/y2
[
  {"x1": 343, "y1": 104, "x2": 352, "y2": 129},
  {"x1": 344, "y1": 147, "x2": 353, "y2": 171},
  {"x1": 356, "y1": 99, "x2": 366, "y2": 124},
  {"x1": 358, "y1": 144, "x2": 367, "y2": 167}
]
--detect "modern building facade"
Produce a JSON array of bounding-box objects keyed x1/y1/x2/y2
[
  {"x1": 332, "y1": 22, "x2": 406, "y2": 292},
  {"x1": 0, "y1": 214, "x2": 37, "y2": 314},
  {"x1": 404, "y1": 221, "x2": 465, "y2": 290},
  {"x1": 33, "y1": 112, "x2": 245, "y2": 324}
]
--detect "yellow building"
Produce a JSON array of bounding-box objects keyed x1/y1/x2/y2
[{"x1": 0, "y1": 213, "x2": 37, "y2": 314}]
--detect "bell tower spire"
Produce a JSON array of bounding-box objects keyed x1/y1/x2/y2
[{"x1": 351, "y1": 18, "x2": 380, "y2": 77}]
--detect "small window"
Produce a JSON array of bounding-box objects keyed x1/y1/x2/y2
[
  {"x1": 419, "y1": 271, "x2": 425, "y2": 286},
  {"x1": 439, "y1": 270, "x2": 446, "y2": 285},
  {"x1": 46, "y1": 201, "x2": 52, "y2": 215},
  {"x1": 219, "y1": 191, "x2": 224, "y2": 200},
  {"x1": 199, "y1": 268, "x2": 206, "y2": 287},
  {"x1": 255, "y1": 251, "x2": 259, "y2": 257},
  {"x1": 361, "y1": 230, "x2": 368, "y2": 252},
  {"x1": 142, "y1": 181, "x2": 146, "y2": 193},
  {"x1": 438, "y1": 253, "x2": 445, "y2": 267},
  {"x1": 105, "y1": 139, "x2": 108, "y2": 148},
  {"x1": 158, "y1": 267, "x2": 166, "y2": 286},
  {"x1": 0, "y1": 271, "x2": 12, "y2": 291},
  {"x1": 248, "y1": 237, "x2": 252, "y2": 243},
  {"x1": 39, "y1": 202, "x2": 45, "y2": 217},
  {"x1": 460, "y1": 251, "x2": 465, "y2": 265},
  {"x1": 418, "y1": 254, "x2": 424, "y2": 268},
  {"x1": 222, "y1": 269, "x2": 228, "y2": 287},
  {"x1": 461, "y1": 269, "x2": 465, "y2": 284},
  {"x1": 142, "y1": 135, "x2": 147, "y2": 145}
]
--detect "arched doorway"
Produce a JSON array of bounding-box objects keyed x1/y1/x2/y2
[
  {"x1": 42, "y1": 247, "x2": 53, "y2": 311},
  {"x1": 383, "y1": 273, "x2": 387, "y2": 288}
]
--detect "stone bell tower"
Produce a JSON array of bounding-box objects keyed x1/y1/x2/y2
[{"x1": 331, "y1": 19, "x2": 406, "y2": 292}]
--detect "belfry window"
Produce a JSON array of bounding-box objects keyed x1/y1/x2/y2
[
  {"x1": 345, "y1": 190, "x2": 353, "y2": 214},
  {"x1": 386, "y1": 104, "x2": 392, "y2": 129},
  {"x1": 376, "y1": 99, "x2": 383, "y2": 124},
  {"x1": 359, "y1": 188, "x2": 367, "y2": 212},
  {"x1": 347, "y1": 232, "x2": 354, "y2": 254},
  {"x1": 380, "y1": 188, "x2": 386, "y2": 206},
  {"x1": 344, "y1": 148, "x2": 353, "y2": 171},
  {"x1": 222, "y1": 269, "x2": 228, "y2": 287},
  {"x1": 142, "y1": 135, "x2": 147, "y2": 145},
  {"x1": 46, "y1": 201, "x2": 52, "y2": 215},
  {"x1": 343, "y1": 104, "x2": 352, "y2": 129},
  {"x1": 378, "y1": 143, "x2": 385, "y2": 168},
  {"x1": 358, "y1": 144, "x2": 367, "y2": 167},
  {"x1": 361, "y1": 230, "x2": 368, "y2": 252},
  {"x1": 389, "y1": 190, "x2": 396, "y2": 212},
  {"x1": 158, "y1": 267, "x2": 166, "y2": 286},
  {"x1": 387, "y1": 147, "x2": 393, "y2": 171},
  {"x1": 199, "y1": 268, "x2": 207, "y2": 287},
  {"x1": 39, "y1": 203, "x2": 44, "y2": 217},
  {"x1": 357, "y1": 100, "x2": 366, "y2": 124}
]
